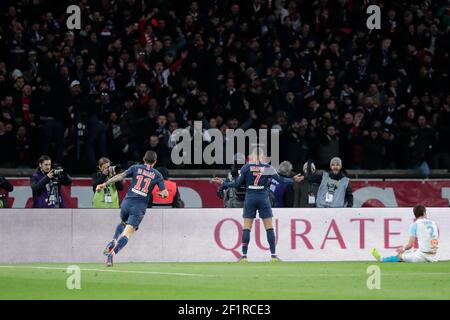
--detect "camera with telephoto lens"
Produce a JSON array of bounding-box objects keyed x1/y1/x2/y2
[
  {"x1": 53, "y1": 168, "x2": 64, "y2": 177},
  {"x1": 109, "y1": 165, "x2": 122, "y2": 175}
]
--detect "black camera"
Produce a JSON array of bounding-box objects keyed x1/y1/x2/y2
[
  {"x1": 53, "y1": 168, "x2": 64, "y2": 176},
  {"x1": 109, "y1": 165, "x2": 122, "y2": 175},
  {"x1": 230, "y1": 164, "x2": 246, "y2": 200}
]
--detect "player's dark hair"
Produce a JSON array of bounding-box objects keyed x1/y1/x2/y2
[
  {"x1": 413, "y1": 205, "x2": 426, "y2": 218},
  {"x1": 143, "y1": 151, "x2": 157, "y2": 164}
]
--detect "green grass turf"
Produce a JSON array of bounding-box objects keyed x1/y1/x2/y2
[{"x1": 1, "y1": 261, "x2": 450, "y2": 300}]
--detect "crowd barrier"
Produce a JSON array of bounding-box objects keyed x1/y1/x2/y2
[
  {"x1": 5, "y1": 178, "x2": 450, "y2": 208},
  {"x1": 1, "y1": 208, "x2": 448, "y2": 263}
]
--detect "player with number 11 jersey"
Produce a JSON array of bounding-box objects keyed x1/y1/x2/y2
[{"x1": 96, "y1": 151, "x2": 168, "y2": 267}]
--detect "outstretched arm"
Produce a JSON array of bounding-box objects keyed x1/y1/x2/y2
[
  {"x1": 96, "y1": 172, "x2": 127, "y2": 192},
  {"x1": 211, "y1": 165, "x2": 249, "y2": 190},
  {"x1": 272, "y1": 172, "x2": 304, "y2": 184}
]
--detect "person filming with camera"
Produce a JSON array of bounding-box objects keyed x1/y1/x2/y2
[
  {"x1": 30, "y1": 155, "x2": 72, "y2": 208},
  {"x1": 92, "y1": 157, "x2": 124, "y2": 208}
]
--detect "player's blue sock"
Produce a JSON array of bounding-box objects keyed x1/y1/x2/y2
[
  {"x1": 113, "y1": 235, "x2": 129, "y2": 254},
  {"x1": 242, "y1": 229, "x2": 250, "y2": 256},
  {"x1": 266, "y1": 228, "x2": 276, "y2": 256},
  {"x1": 113, "y1": 223, "x2": 125, "y2": 240},
  {"x1": 382, "y1": 255, "x2": 400, "y2": 262}
]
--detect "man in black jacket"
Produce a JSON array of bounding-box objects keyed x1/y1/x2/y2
[{"x1": 30, "y1": 155, "x2": 72, "y2": 208}]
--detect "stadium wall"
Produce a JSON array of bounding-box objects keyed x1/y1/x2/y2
[
  {"x1": 5, "y1": 178, "x2": 450, "y2": 208},
  {"x1": 1, "y1": 208, "x2": 448, "y2": 263}
]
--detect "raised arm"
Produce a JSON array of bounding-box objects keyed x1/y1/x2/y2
[
  {"x1": 270, "y1": 166, "x2": 304, "y2": 184},
  {"x1": 222, "y1": 170, "x2": 247, "y2": 189}
]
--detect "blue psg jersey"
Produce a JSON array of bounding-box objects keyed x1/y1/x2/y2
[
  {"x1": 124, "y1": 164, "x2": 165, "y2": 204},
  {"x1": 221, "y1": 162, "x2": 293, "y2": 195}
]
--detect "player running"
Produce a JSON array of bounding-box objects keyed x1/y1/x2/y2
[
  {"x1": 211, "y1": 147, "x2": 304, "y2": 262},
  {"x1": 371, "y1": 205, "x2": 439, "y2": 263},
  {"x1": 96, "y1": 151, "x2": 168, "y2": 267}
]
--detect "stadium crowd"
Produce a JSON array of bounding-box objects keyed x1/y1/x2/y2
[{"x1": 0, "y1": 0, "x2": 449, "y2": 174}]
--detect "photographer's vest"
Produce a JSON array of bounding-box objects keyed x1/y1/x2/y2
[
  {"x1": 152, "y1": 180, "x2": 176, "y2": 207},
  {"x1": 316, "y1": 172, "x2": 349, "y2": 208},
  {"x1": 93, "y1": 183, "x2": 120, "y2": 208}
]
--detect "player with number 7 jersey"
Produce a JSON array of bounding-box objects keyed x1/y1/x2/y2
[
  {"x1": 211, "y1": 147, "x2": 304, "y2": 262},
  {"x1": 96, "y1": 151, "x2": 168, "y2": 267}
]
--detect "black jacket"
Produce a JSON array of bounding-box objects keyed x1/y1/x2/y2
[{"x1": 0, "y1": 176, "x2": 13, "y2": 192}]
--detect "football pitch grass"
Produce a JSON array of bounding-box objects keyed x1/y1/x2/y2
[{"x1": 1, "y1": 261, "x2": 450, "y2": 300}]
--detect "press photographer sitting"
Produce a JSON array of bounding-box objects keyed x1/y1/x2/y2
[
  {"x1": 0, "y1": 176, "x2": 14, "y2": 208},
  {"x1": 30, "y1": 155, "x2": 72, "y2": 208},
  {"x1": 92, "y1": 157, "x2": 124, "y2": 208}
]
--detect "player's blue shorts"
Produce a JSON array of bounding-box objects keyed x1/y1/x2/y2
[
  {"x1": 243, "y1": 195, "x2": 273, "y2": 219},
  {"x1": 120, "y1": 199, "x2": 148, "y2": 230}
]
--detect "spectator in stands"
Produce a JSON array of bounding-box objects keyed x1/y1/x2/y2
[
  {"x1": 30, "y1": 155, "x2": 72, "y2": 208},
  {"x1": 317, "y1": 125, "x2": 340, "y2": 169},
  {"x1": 142, "y1": 135, "x2": 170, "y2": 167},
  {"x1": 361, "y1": 128, "x2": 385, "y2": 170},
  {"x1": 402, "y1": 125, "x2": 431, "y2": 177},
  {"x1": 149, "y1": 166, "x2": 182, "y2": 208},
  {"x1": 0, "y1": 121, "x2": 15, "y2": 167},
  {"x1": 0, "y1": 0, "x2": 448, "y2": 176},
  {"x1": 92, "y1": 157, "x2": 123, "y2": 208},
  {"x1": 0, "y1": 176, "x2": 14, "y2": 208},
  {"x1": 305, "y1": 157, "x2": 353, "y2": 208}
]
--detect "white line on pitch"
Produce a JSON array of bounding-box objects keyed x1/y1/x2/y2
[
  {"x1": 1, "y1": 265, "x2": 448, "y2": 278},
  {"x1": 0, "y1": 265, "x2": 217, "y2": 278},
  {"x1": 262, "y1": 272, "x2": 450, "y2": 277}
]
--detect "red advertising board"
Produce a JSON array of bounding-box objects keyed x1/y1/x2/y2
[{"x1": 4, "y1": 178, "x2": 450, "y2": 208}]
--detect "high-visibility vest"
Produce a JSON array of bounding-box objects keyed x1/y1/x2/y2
[
  {"x1": 92, "y1": 182, "x2": 120, "y2": 208},
  {"x1": 152, "y1": 179, "x2": 177, "y2": 205}
]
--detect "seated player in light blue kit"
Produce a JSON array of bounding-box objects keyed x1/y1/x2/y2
[
  {"x1": 96, "y1": 151, "x2": 169, "y2": 267},
  {"x1": 211, "y1": 147, "x2": 304, "y2": 262},
  {"x1": 372, "y1": 205, "x2": 439, "y2": 263}
]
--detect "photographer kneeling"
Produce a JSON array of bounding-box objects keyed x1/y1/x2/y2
[
  {"x1": 92, "y1": 157, "x2": 123, "y2": 208},
  {"x1": 31, "y1": 155, "x2": 72, "y2": 208},
  {"x1": 304, "y1": 157, "x2": 353, "y2": 208}
]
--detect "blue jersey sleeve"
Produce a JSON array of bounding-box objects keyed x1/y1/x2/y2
[
  {"x1": 222, "y1": 164, "x2": 249, "y2": 190},
  {"x1": 156, "y1": 171, "x2": 166, "y2": 190},
  {"x1": 409, "y1": 222, "x2": 418, "y2": 237},
  {"x1": 124, "y1": 165, "x2": 136, "y2": 178},
  {"x1": 268, "y1": 166, "x2": 294, "y2": 184}
]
